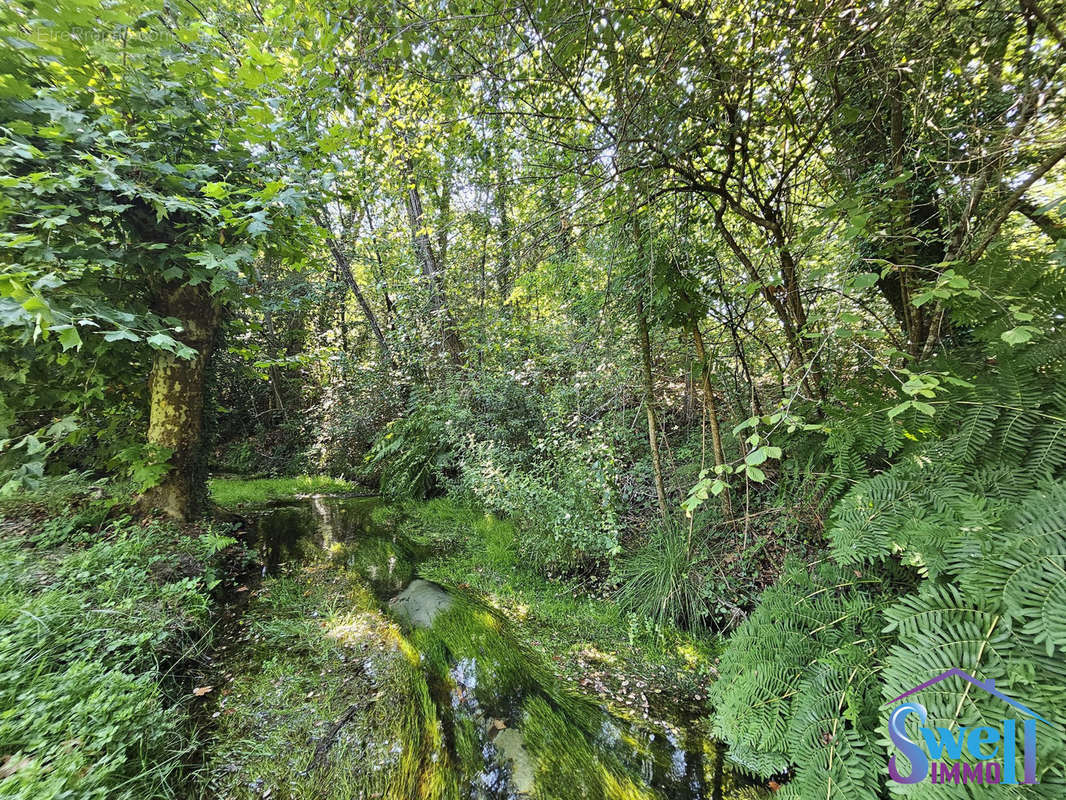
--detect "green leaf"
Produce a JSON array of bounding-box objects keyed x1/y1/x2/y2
[
  {"x1": 912, "y1": 401, "x2": 936, "y2": 416},
  {"x1": 58, "y1": 326, "x2": 82, "y2": 351},
  {"x1": 1001, "y1": 326, "x2": 1040, "y2": 345},
  {"x1": 103, "y1": 329, "x2": 140, "y2": 342},
  {"x1": 201, "y1": 182, "x2": 228, "y2": 199},
  {"x1": 146, "y1": 332, "x2": 179, "y2": 351},
  {"x1": 887, "y1": 401, "x2": 912, "y2": 419},
  {"x1": 746, "y1": 448, "x2": 768, "y2": 466}
]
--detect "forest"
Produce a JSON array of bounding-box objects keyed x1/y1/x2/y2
[{"x1": 1, "y1": 0, "x2": 1065, "y2": 798}]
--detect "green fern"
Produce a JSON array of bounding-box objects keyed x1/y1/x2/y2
[
  {"x1": 709, "y1": 560, "x2": 895, "y2": 795},
  {"x1": 713, "y1": 349, "x2": 1066, "y2": 797}
]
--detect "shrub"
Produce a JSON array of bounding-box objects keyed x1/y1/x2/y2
[
  {"x1": 710, "y1": 352, "x2": 1066, "y2": 797},
  {"x1": 456, "y1": 419, "x2": 622, "y2": 570},
  {"x1": 365, "y1": 393, "x2": 468, "y2": 500},
  {"x1": 366, "y1": 385, "x2": 623, "y2": 570}
]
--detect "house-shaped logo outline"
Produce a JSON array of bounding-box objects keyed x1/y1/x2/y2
[{"x1": 883, "y1": 668, "x2": 1051, "y2": 727}]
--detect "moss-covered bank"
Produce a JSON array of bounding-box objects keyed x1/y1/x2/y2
[
  {"x1": 383, "y1": 499, "x2": 720, "y2": 725},
  {"x1": 200, "y1": 481, "x2": 767, "y2": 800}
]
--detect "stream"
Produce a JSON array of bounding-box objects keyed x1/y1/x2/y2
[{"x1": 239, "y1": 496, "x2": 767, "y2": 800}]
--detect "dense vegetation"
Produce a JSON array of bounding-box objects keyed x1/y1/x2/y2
[{"x1": 1, "y1": 0, "x2": 1064, "y2": 797}]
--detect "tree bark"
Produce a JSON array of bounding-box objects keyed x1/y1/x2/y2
[
  {"x1": 140, "y1": 282, "x2": 220, "y2": 521},
  {"x1": 491, "y1": 82, "x2": 513, "y2": 300},
  {"x1": 691, "y1": 326, "x2": 727, "y2": 468},
  {"x1": 637, "y1": 299, "x2": 669, "y2": 517},
  {"x1": 402, "y1": 177, "x2": 464, "y2": 365}
]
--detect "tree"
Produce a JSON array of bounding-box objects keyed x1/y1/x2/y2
[{"x1": 0, "y1": 0, "x2": 304, "y2": 517}]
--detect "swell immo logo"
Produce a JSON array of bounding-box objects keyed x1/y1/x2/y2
[{"x1": 886, "y1": 669, "x2": 1049, "y2": 786}]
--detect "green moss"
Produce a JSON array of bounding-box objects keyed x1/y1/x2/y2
[
  {"x1": 336, "y1": 535, "x2": 416, "y2": 594},
  {"x1": 522, "y1": 696, "x2": 659, "y2": 800},
  {"x1": 209, "y1": 476, "x2": 358, "y2": 507},
  {"x1": 410, "y1": 592, "x2": 596, "y2": 723},
  {"x1": 202, "y1": 563, "x2": 469, "y2": 800},
  {"x1": 203, "y1": 495, "x2": 748, "y2": 799},
  {"x1": 401, "y1": 499, "x2": 721, "y2": 717}
]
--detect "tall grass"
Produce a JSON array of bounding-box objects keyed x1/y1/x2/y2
[{"x1": 614, "y1": 519, "x2": 711, "y2": 630}]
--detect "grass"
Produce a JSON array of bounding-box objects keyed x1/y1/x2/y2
[
  {"x1": 200, "y1": 560, "x2": 466, "y2": 800},
  {"x1": 0, "y1": 476, "x2": 725, "y2": 797},
  {"x1": 209, "y1": 475, "x2": 357, "y2": 507},
  {"x1": 379, "y1": 499, "x2": 721, "y2": 725},
  {"x1": 0, "y1": 484, "x2": 228, "y2": 799}
]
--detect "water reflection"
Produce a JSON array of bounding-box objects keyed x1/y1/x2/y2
[{"x1": 241, "y1": 497, "x2": 768, "y2": 800}]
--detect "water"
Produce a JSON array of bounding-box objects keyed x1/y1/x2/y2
[{"x1": 241, "y1": 497, "x2": 767, "y2": 800}]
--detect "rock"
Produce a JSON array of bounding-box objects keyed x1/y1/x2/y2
[
  {"x1": 388, "y1": 579, "x2": 453, "y2": 629},
  {"x1": 493, "y1": 728, "x2": 537, "y2": 796}
]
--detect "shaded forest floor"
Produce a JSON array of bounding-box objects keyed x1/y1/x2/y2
[{"x1": 0, "y1": 476, "x2": 733, "y2": 799}]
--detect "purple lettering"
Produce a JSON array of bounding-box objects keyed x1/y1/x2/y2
[
  {"x1": 961, "y1": 763, "x2": 983, "y2": 784},
  {"x1": 987, "y1": 762, "x2": 1002, "y2": 784},
  {"x1": 939, "y1": 762, "x2": 961, "y2": 783}
]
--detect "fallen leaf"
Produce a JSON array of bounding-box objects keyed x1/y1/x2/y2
[
  {"x1": 0, "y1": 755, "x2": 34, "y2": 779},
  {"x1": 193, "y1": 686, "x2": 214, "y2": 697}
]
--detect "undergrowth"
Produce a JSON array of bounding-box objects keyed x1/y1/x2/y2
[
  {"x1": 208, "y1": 475, "x2": 357, "y2": 507},
  {"x1": 379, "y1": 499, "x2": 720, "y2": 716},
  {"x1": 0, "y1": 482, "x2": 227, "y2": 799}
]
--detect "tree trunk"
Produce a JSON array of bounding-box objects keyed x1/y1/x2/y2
[
  {"x1": 491, "y1": 82, "x2": 513, "y2": 300},
  {"x1": 140, "y1": 282, "x2": 220, "y2": 521},
  {"x1": 1017, "y1": 196, "x2": 1066, "y2": 242},
  {"x1": 691, "y1": 323, "x2": 736, "y2": 507},
  {"x1": 402, "y1": 176, "x2": 464, "y2": 365},
  {"x1": 637, "y1": 299, "x2": 668, "y2": 517},
  {"x1": 691, "y1": 326, "x2": 726, "y2": 468},
  {"x1": 322, "y1": 229, "x2": 392, "y2": 364}
]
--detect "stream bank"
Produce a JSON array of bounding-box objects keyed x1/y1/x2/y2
[{"x1": 198, "y1": 494, "x2": 770, "y2": 799}]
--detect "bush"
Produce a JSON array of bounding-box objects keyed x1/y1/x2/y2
[
  {"x1": 614, "y1": 518, "x2": 709, "y2": 629},
  {"x1": 455, "y1": 418, "x2": 622, "y2": 570},
  {"x1": 710, "y1": 353, "x2": 1066, "y2": 797},
  {"x1": 365, "y1": 383, "x2": 624, "y2": 570},
  {"x1": 613, "y1": 513, "x2": 759, "y2": 632},
  {"x1": 365, "y1": 393, "x2": 467, "y2": 500}
]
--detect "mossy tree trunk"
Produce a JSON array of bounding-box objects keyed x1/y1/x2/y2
[{"x1": 140, "y1": 282, "x2": 221, "y2": 520}]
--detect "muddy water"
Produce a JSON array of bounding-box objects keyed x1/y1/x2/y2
[{"x1": 242, "y1": 497, "x2": 767, "y2": 800}]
